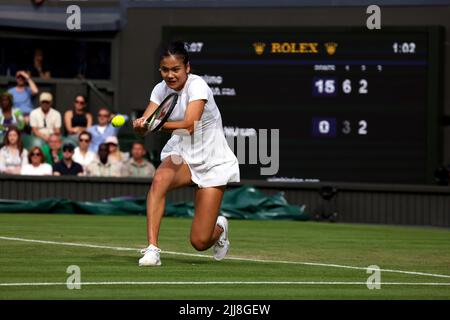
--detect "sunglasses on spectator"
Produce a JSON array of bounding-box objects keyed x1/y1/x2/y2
[
  {"x1": 75, "y1": 100, "x2": 85, "y2": 105},
  {"x1": 41, "y1": 101, "x2": 51, "y2": 104},
  {"x1": 79, "y1": 138, "x2": 90, "y2": 142},
  {"x1": 98, "y1": 114, "x2": 109, "y2": 117},
  {"x1": 63, "y1": 149, "x2": 74, "y2": 153},
  {"x1": 31, "y1": 152, "x2": 42, "y2": 156}
]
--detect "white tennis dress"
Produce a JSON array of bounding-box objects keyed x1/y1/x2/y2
[{"x1": 150, "y1": 74, "x2": 240, "y2": 188}]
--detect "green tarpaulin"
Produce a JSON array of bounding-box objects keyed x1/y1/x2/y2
[{"x1": 0, "y1": 185, "x2": 309, "y2": 221}]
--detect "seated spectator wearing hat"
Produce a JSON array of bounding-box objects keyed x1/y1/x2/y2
[
  {"x1": 0, "y1": 92, "x2": 25, "y2": 141},
  {"x1": 121, "y1": 142, "x2": 155, "y2": 178},
  {"x1": 85, "y1": 143, "x2": 122, "y2": 177},
  {"x1": 105, "y1": 136, "x2": 129, "y2": 164},
  {"x1": 21, "y1": 146, "x2": 52, "y2": 176},
  {"x1": 29, "y1": 92, "x2": 62, "y2": 142},
  {"x1": 53, "y1": 143, "x2": 83, "y2": 176},
  {"x1": 72, "y1": 131, "x2": 96, "y2": 171}
]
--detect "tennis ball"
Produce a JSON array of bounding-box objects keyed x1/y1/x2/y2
[{"x1": 111, "y1": 115, "x2": 125, "y2": 127}]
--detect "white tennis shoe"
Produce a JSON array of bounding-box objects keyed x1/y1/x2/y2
[
  {"x1": 213, "y1": 216, "x2": 230, "y2": 261},
  {"x1": 139, "y1": 244, "x2": 162, "y2": 266}
]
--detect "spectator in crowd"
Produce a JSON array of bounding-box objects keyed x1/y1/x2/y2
[
  {"x1": 86, "y1": 143, "x2": 122, "y2": 177},
  {"x1": 30, "y1": 92, "x2": 62, "y2": 142},
  {"x1": 28, "y1": 48, "x2": 51, "y2": 79},
  {"x1": 121, "y1": 141, "x2": 156, "y2": 178},
  {"x1": 87, "y1": 107, "x2": 126, "y2": 153},
  {"x1": 53, "y1": 143, "x2": 83, "y2": 176},
  {"x1": 21, "y1": 146, "x2": 52, "y2": 176},
  {"x1": 41, "y1": 133, "x2": 62, "y2": 165},
  {"x1": 0, "y1": 92, "x2": 25, "y2": 140},
  {"x1": 64, "y1": 95, "x2": 92, "y2": 141},
  {"x1": 0, "y1": 126, "x2": 28, "y2": 175},
  {"x1": 72, "y1": 130, "x2": 96, "y2": 170},
  {"x1": 105, "y1": 136, "x2": 129, "y2": 164},
  {"x1": 7, "y1": 70, "x2": 39, "y2": 120}
]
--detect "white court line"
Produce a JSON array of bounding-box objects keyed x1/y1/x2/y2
[
  {"x1": 1, "y1": 236, "x2": 450, "y2": 280},
  {"x1": 0, "y1": 281, "x2": 450, "y2": 287}
]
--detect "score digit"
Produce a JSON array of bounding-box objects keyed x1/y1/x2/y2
[
  {"x1": 342, "y1": 79, "x2": 352, "y2": 94},
  {"x1": 312, "y1": 117, "x2": 337, "y2": 137},
  {"x1": 359, "y1": 79, "x2": 368, "y2": 94},
  {"x1": 313, "y1": 78, "x2": 337, "y2": 96},
  {"x1": 358, "y1": 120, "x2": 368, "y2": 135}
]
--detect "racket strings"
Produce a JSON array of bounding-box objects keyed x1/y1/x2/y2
[{"x1": 146, "y1": 94, "x2": 178, "y2": 132}]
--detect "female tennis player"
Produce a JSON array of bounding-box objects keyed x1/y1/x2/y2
[{"x1": 133, "y1": 41, "x2": 240, "y2": 266}]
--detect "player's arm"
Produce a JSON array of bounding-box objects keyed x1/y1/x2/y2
[
  {"x1": 162, "y1": 99, "x2": 205, "y2": 135},
  {"x1": 133, "y1": 101, "x2": 159, "y2": 136},
  {"x1": 142, "y1": 101, "x2": 159, "y2": 119}
]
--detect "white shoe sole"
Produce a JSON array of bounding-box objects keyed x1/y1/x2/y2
[{"x1": 138, "y1": 261, "x2": 161, "y2": 267}]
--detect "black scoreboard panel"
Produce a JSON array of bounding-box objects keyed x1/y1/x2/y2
[{"x1": 163, "y1": 27, "x2": 443, "y2": 184}]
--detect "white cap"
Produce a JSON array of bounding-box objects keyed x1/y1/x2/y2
[
  {"x1": 105, "y1": 136, "x2": 118, "y2": 145},
  {"x1": 39, "y1": 92, "x2": 53, "y2": 103}
]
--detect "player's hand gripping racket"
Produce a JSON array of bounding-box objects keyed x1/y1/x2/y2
[{"x1": 145, "y1": 93, "x2": 179, "y2": 132}]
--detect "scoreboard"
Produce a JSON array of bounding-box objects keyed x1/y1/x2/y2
[{"x1": 163, "y1": 27, "x2": 443, "y2": 184}]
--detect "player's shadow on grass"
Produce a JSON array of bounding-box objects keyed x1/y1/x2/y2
[
  {"x1": 88, "y1": 254, "x2": 139, "y2": 264},
  {"x1": 87, "y1": 254, "x2": 212, "y2": 265}
]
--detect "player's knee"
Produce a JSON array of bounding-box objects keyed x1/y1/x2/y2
[
  {"x1": 190, "y1": 235, "x2": 210, "y2": 251},
  {"x1": 150, "y1": 173, "x2": 167, "y2": 194}
]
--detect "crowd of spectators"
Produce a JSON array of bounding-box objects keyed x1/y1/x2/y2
[{"x1": 0, "y1": 72, "x2": 156, "y2": 178}]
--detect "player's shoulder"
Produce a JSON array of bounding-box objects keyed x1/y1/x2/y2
[
  {"x1": 186, "y1": 74, "x2": 210, "y2": 92},
  {"x1": 152, "y1": 80, "x2": 173, "y2": 95},
  {"x1": 188, "y1": 74, "x2": 208, "y2": 85}
]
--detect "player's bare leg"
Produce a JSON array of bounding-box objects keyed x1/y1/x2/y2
[
  {"x1": 190, "y1": 186, "x2": 226, "y2": 251},
  {"x1": 146, "y1": 155, "x2": 192, "y2": 247},
  {"x1": 139, "y1": 155, "x2": 192, "y2": 266}
]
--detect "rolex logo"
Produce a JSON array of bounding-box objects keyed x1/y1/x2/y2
[
  {"x1": 253, "y1": 42, "x2": 266, "y2": 55},
  {"x1": 324, "y1": 42, "x2": 338, "y2": 55}
]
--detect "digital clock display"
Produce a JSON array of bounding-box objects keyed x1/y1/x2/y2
[{"x1": 163, "y1": 27, "x2": 442, "y2": 184}]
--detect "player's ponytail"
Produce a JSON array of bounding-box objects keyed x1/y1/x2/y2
[{"x1": 160, "y1": 41, "x2": 190, "y2": 66}]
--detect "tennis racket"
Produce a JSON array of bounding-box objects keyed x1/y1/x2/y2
[{"x1": 145, "y1": 93, "x2": 178, "y2": 132}]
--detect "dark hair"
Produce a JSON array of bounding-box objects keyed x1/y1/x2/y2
[
  {"x1": 131, "y1": 141, "x2": 145, "y2": 149},
  {"x1": 1, "y1": 92, "x2": 13, "y2": 108},
  {"x1": 160, "y1": 41, "x2": 190, "y2": 65},
  {"x1": 98, "y1": 107, "x2": 111, "y2": 115},
  {"x1": 28, "y1": 146, "x2": 44, "y2": 163},
  {"x1": 62, "y1": 143, "x2": 75, "y2": 152},
  {"x1": 74, "y1": 94, "x2": 87, "y2": 103},
  {"x1": 3, "y1": 126, "x2": 24, "y2": 154},
  {"x1": 98, "y1": 142, "x2": 109, "y2": 152},
  {"x1": 79, "y1": 130, "x2": 92, "y2": 141}
]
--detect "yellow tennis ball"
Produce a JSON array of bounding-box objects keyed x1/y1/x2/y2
[{"x1": 111, "y1": 115, "x2": 125, "y2": 127}]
